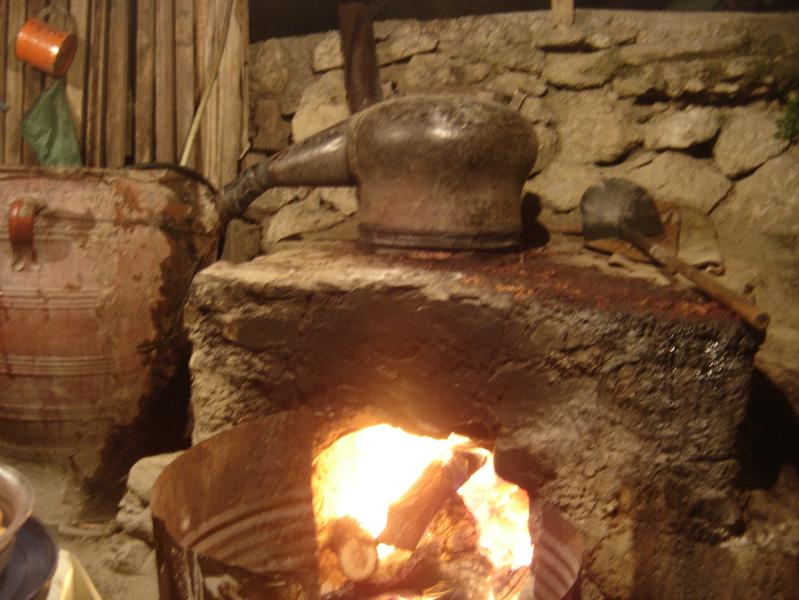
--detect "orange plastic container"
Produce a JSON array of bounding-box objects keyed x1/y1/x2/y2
[{"x1": 15, "y1": 18, "x2": 77, "y2": 77}]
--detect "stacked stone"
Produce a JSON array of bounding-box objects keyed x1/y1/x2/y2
[{"x1": 239, "y1": 9, "x2": 799, "y2": 406}]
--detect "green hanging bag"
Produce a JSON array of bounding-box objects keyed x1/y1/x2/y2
[{"x1": 21, "y1": 78, "x2": 82, "y2": 167}]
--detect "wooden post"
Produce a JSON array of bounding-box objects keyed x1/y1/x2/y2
[
  {"x1": 22, "y1": 0, "x2": 45, "y2": 165},
  {"x1": 337, "y1": 0, "x2": 382, "y2": 114},
  {"x1": 217, "y1": 0, "x2": 246, "y2": 184},
  {"x1": 0, "y1": 0, "x2": 8, "y2": 164},
  {"x1": 4, "y1": 0, "x2": 27, "y2": 165},
  {"x1": 175, "y1": 0, "x2": 196, "y2": 166},
  {"x1": 155, "y1": 0, "x2": 176, "y2": 161},
  {"x1": 106, "y1": 0, "x2": 130, "y2": 167},
  {"x1": 551, "y1": 0, "x2": 575, "y2": 25},
  {"x1": 66, "y1": 0, "x2": 91, "y2": 152},
  {"x1": 135, "y1": 0, "x2": 155, "y2": 163},
  {"x1": 85, "y1": 0, "x2": 109, "y2": 166}
]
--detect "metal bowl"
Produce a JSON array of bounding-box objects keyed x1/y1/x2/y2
[{"x1": 0, "y1": 464, "x2": 35, "y2": 575}]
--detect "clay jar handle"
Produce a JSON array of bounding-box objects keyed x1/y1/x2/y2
[{"x1": 8, "y1": 199, "x2": 39, "y2": 246}]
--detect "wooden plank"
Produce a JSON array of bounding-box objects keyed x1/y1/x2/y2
[
  {"x1": 85, "y1": 0, "x2": 109, "y2": 166},
  {"x1": 154, "y1": 0, "x2": 176, "y2": 162},
  {"x1": 218, "y1": 0, "x2": 244, "y2": 185},
  {"x1": 22, "y1": 0, "x2": 45, "y2": 165},
  {"x1": 134, "y1": 0, "x2": 155, "y2": 163},
  {"x1": 198, "y1": 0, "x2": 220, "y2": 186},
  {"x1": 66, "y1": 0, "x2": 90, "y2": 153},
  {"x1": 551, "y1": 0, "x2": 575, "y2": 26},
  {"x1": 175, "y1": 0, "x2": 195, "y2": 167},
  {"x1": 193, "y1": 0, "x2": 209, "y2": 173},
  {"x1": 105, "y1": 0, "x2": 130, "y2": 167},
  {"x1": 0, "y1": 0, "x2": 8, "y2": 164},
  {"x1": 4, "y1": 0, "x2": 27, "y2": 165},
  {"x1": 237, "y1": 0, "x2": 249, "y2": 166}
]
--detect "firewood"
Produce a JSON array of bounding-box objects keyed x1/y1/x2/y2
[
  {"x1": 423, "y1": 495, "x2": 480, "y2": 558},
  {"x1": 492, "y1": 566, "x2": 532, "y2": 600},
  {"x1": 321, "y1": 543, "x2": 440, "y2": 600},
  {"x1": 322, "y1": 517, "x2": 378, "y2": 583},
  {"x1": 378, "y1": 448, "x2": 486, "y2": 551}
]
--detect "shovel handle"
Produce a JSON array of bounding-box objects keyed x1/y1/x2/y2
[{"x1": 625, "y1": 229, "x2": 770, "y2": 332}]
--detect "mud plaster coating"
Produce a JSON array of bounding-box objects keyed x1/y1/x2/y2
[{"x1": 185, "y1": 243, "x2": 798, "y2": 599}]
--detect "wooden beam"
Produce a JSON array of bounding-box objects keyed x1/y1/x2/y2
[
  {"x1": 174, "y1": 0, "x2": 195, "y2": 166},
  {"x1": 22, "y1": 0, "x2": 45, "y2": 165},
  {"x1": 4, "y1": 0, "x2": 27, "y2": 165},
  {"x1": 85, "y1": 0, "x2": 110, "y2": 166},
  {"x1": 551, "y1": 0, "x2": 575, "y2": 26},
  {"x1": 0, "y1": 0, "x2": 8, "y2": 164},
  {"x1": 105, "y1": 0, "x2": 130, "y2": 167},
  {"x1": 218, "y1": 0, "x2": 245, "y2": 184},
  {"x1": 134, "y1": 0, "x2": 155, "y2": 163},
  {"x1": 154, "y1": 0, "x2": 176, "y2": 161},
  {"x1": 66, "y1": 0, "x2": 91, "y2": 153}
]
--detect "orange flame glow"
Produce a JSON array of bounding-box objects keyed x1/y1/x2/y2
[
  {"x1": 313, "y1": 424, "x2": 533, "y2": 578},
  {"x1": 457, "y1": 454, "x2": 533, "y2": 570}
]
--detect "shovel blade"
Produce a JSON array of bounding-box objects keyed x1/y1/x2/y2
[{"x1": 580, "y1": 178, "x2": 665, "y2": 241}]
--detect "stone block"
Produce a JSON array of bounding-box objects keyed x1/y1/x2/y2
[
  {"x1": 524, "y1": 159, "x2": 601, "y2": 212},
  {"x1": 557, "y1": 91, "x2": 640, "y2": 165},
  {"x1": 261, "y1": 195, "x2": 346, "y2": 250},
  {"x1": 626, "y1": 151, "x2": 731, "y2": 213},
  {"x1": 376, "y1": 22, "x2": 438, "y2": 65},
  {"x1": 714, "y1": 107, "x2": 790, "y2": 177},
  {"x1": 313, "y1": 32, "x2": 343, "y2": 72},
  {"x1": 543, "y1": 50, "x2": 619, "y2": 90},
  {"x1": 644, "y1": 107, "x2": 721, "y2": 150},
  {"x1": 490, "y1": 72, "x2": 547, "y2": 99},
  {"x1": 251, "y1": 99, "x2": 290, "y2": 152},
  {"x1": 222, "y1": 219, "x2": 262, "y2": 264}
]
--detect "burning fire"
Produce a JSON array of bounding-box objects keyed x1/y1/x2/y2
[{"x1": 313, "y1": 424, "x2": 533, "y2": 598}]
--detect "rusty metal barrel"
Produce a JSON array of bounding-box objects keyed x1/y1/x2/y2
[
  {"x1": 0, "y1": 167, "x2": 218, "y2": 478},
  {"x1": 151, "y1": 411, "x2": 583, "y2": 600}
]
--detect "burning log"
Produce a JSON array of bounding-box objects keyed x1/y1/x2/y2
[
  {"x1": 321, "y1": 517, "x2": 379, "y2": 582},
  {"x1": 378, "y1": 448, "x2": 486, "y2": 551},
  {"x1": 321, "y1": 544, "x2": 441, "y2": 600}
]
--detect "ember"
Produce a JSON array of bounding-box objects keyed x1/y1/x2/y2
[{"x1": 313, "y1": 425, "x2": 533, "y2": 599}]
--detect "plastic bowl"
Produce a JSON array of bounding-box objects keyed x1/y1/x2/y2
[{"x1": 0, "y1": 464, "x2": 35, "y2": 575}]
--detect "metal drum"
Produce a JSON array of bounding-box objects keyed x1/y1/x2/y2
[
  {"x1": 0, "y1": 167, "x2": 218, "y2": 478},
  {"x1": 151, "y1": 412, "x2": 583, "y2": 600}
]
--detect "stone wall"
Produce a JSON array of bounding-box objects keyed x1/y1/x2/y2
[{"x1": 237, "y1": 9, "x2": 799, "y2": 407}]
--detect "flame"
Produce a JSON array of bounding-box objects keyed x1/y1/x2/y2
[
  {"x1": 457, "y1": 454, "x2": 533, "y2": 570},
  {"x1": 313, "y1": 425, "x2": 461, "y2": 538},
  {"x1": 313, "y1": 424, "x2": 533, "y2": 597}
]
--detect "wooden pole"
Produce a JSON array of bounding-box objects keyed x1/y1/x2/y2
[
  {"x1": 105, "y1": 0, "x2": 130, "y2": 167},
  {"x1": 175, "y1": 0, "x2": 195, "y2": 166},
  {"x1": 4, "y1": 0, "x2": 27, "y2": 165},
  {"x1": 134, "y1": 0, "x2": 155, "y2": 163},
  {"x1": 217, "y1": 0, "x2": 244, "y2": 184},
  {"x1": 22, "y1": 0, "x2": 45, "y2": 165},
  {"x1": 0, "y1": 0, "x2": 8, "y2": 164},
  {"x1": 193, "y1": 0, "x2": 210, "y2": 173},
  {"x1": 85, "y1": 0, "x2": 109, "y2": 166},
  {"x1": 551, "y1": 0, "x2": 575, "y2": 25},
  {"x1": 66, "y1": 0, "x2": 91, "y2": 153},
  {"x1": 154, "y1": 0, "x2": 176, "y2": 161},
  {"x1": 337, "y1": 0, "x2": 382, "y2": 114}
]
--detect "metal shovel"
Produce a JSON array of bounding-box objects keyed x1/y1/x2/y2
[{"x1": 580, "y1": 178, "x2": 769, "y2": 332}]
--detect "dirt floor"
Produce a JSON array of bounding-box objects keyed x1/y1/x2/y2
[{"x1": 2, "y1": 457, "x2": 158, "y2": 600}]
